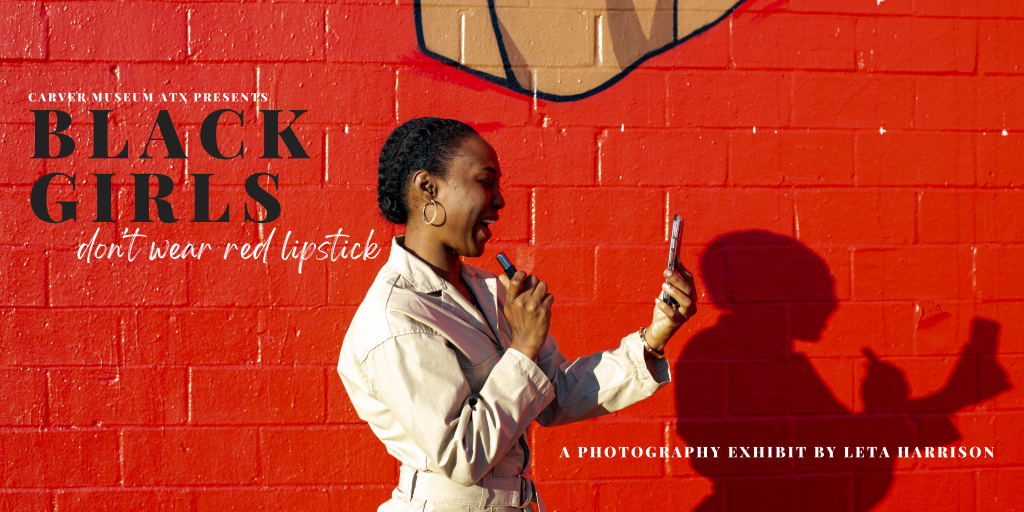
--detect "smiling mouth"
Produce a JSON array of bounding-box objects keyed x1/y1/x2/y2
[{"x1": 479, "y1": 219, "x2": 496, "y2": 236}]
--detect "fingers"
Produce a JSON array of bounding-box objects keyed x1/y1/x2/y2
[
  {"x1": 501, "y1": 270, "x2": 527, "y2": 302},
  {"x1": 663, "y1": 267, "x2": 694, "y2": 297},
  {"x1": 661, "y1": 281, "x2": 693, "y2": 313}
]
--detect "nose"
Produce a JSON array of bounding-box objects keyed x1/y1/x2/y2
[{"x1": 492, "y1": 188, "x2": 506, "y2": 209}]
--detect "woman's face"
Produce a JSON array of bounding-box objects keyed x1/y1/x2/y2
[{"x1": 431, "y1": 134, "x2": 505, "y2": 257}]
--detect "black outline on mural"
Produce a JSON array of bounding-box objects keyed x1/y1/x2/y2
[{"x1": 414, "y1": 0, "x2": 748, "y2": 102}]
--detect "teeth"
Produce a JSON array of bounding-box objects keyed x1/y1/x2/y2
[{"x1": 481, "y1": 219, "x2": 495, "y2": 224}]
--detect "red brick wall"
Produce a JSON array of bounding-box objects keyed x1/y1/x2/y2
[{"x1": 1, "y1": 0, "x2": 1022, "y2": 510}]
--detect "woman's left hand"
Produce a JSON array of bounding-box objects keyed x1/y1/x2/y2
[{"x1": 645, "y1": 262, "x2": 697, "y2": 352}]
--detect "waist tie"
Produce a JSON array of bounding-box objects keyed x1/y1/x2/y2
[{"x1": 397, "y1": 465, "x2": 546, "y2": 511}]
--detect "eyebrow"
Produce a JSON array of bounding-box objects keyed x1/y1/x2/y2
[{"x1": 482, "y1": 166, "x2": 502, "y2": 177}]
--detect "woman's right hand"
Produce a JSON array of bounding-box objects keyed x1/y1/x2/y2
[{"x1": 499, "y1": 271, "x2": 553, "y2": 361}]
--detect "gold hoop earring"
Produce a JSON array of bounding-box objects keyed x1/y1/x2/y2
[{"x1": 422, "y1": 200, "x2": 439, "y2": 226}]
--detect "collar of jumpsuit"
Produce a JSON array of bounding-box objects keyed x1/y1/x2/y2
[{"x1": 337, "y1": 236, "x2": 671, "y2": 511}]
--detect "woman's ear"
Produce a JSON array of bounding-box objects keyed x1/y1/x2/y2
[{"x1": 410, "y1": 170, "x2": 437, "y2": 203}]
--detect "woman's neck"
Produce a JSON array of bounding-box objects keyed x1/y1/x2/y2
[{"x1": 402, "y1": 230, "x2": 462, "y2": 284}]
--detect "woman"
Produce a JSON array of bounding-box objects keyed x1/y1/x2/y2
[{"x1": 337, "y1": 117, "x2": 696, "y2": 511}]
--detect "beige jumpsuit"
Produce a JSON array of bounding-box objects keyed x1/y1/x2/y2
[{"x1": 337, "y1": 237, "x2": 671, "y2": 511}]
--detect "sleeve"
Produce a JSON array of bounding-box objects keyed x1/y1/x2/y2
[
  {"x1": 533, "y1": 329, "x2": 671, "y2": 427},
  {"x1": 363, "y1": 331, "x2": 555, "y2": 486}
]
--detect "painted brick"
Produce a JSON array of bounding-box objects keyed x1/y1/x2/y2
[
  {"x1": 975, "y1": 302, "x2": 1024, "y2": 354},
  {"x1": 47, "y1": 2, "x2": 187, "y2": 61},
  {"x1": 790, "y1": 0, "x2": 912, "y2": 14},
  {"x1": 733, "y1": 14, "x2": 856, "y2": 70},
  {"x1": 190, "y1": 4, "x2": 325, "y2": 62},
  {"x1": 195, "y1": 488, "x2": 330, "y2": 512},
  {"x1": 794, "y1": 189, "x2": 915, "y2": 245},
  {"x1": 597, "y1": 478, "x2": 712, "y2": 512},
  {"x1": 730, "y1": 129, "x2": 854, "y2": 186},
  {"x1": 864, "y1": 471, "x2": 975, "y2": 512},
  {"x1": 976, "y1": 247, "x2": 1024, "y2": 301},
  {"x1": 186, "y1": 124, "x2": 325, "y2": 187},
  {"x1": 55, "y1": 490, "x2": 191, "y2": 512},
  {"x1": 856, "y1": 131, "x2": 975, "y2": 186},
  {"x1": 594, "y1": 245, "x2": 703, "y2": 304},
  {"x1": 261, "y1": 64, "x2": 395, "y2": 126},
  {"x1": 535, "y1": 69, "x2": 667, "y2": 128},
  {"x1": 124, "y1": 309, "x2": 259, "y2": 365},
  {"x1": 485, "y1": 126, "x2": 596, "y2": 187},
  {"x1": 397, "y1": 66, "x2": 531, "y2": 127},
  {"x1": 532, "y1": 481, "x2": 594, "y2": 512},
  {"x1": 0, "y1": 1, "x2": 46, "y2": 60},
  {"x1": 0, "y1": 124, "x2": 46, "y2": 186},
  {"x1": 666, "y1": 188, "x2": 794, "y2": 246},
  {"x1": 599, "y1": 128, "x2": 728, "y2": 186},
  {"x1": 668, "y1": 71, "x2": 792, "y2": 128},
  {"x1": 327, "y1": 4, "x2": 417, "y2": 64},
  {"x1": 857, "y1": 17, "x2": 976, "y2": 73},
  {"x1": 0, "y1": 430, "x2": 119, "y2": 487},
  {"x1": 977, "y1": 468, "x2": 1024, "y2": 512},
  {"x1": 979, "y1": 20, "x2": 1024, "y2": 74},
  {"x1": 0, "y1": 492, "x2": 49, "y2": 511},
  {"x1": 0, "y1": 64, "x2": 116, "y2": 125},
  {"x1": 49, "y1": 367, "x2": 187, "y2": 426},
  {"x1": 116, "y1": 63, "x2": 258, "y2": 128},
  {"x1": 48, "y1": 248, "x2": 188, "y2": 307},
  {"x1": 121, "y1": 427, "x2": 260, "y2": 485},
  {"x1": 0, "y1": 369, "x2": 47, "y2": 427},
  {"x1": 671, "y1": 418, "x2": 795, "y2": 476},
  {"x1": 916, "y1": 76, "x2": 980, "y2": 130},
  {"x1": 327, "y1": 487, "x2": 395, "y2": 511},
  {"x1": 260, "y1": 426, "x2": 396, "y2": 484},
  {"x1": 729, "y1": 358, "x2": 856, "y2": 415},
  {"x1": 976, "y1": 191, "x2": 1024, "y2": 243},
  {"x1": 976, "y1": 76, "x2": 1024, "y2": 131},
  {"x1": 917, "y1": 190, "x2": 975, "y2": 244},
  {"x1": 798, "y1": 301, "x2": 917, "y2": 358},
  {"x1": 261, "y1": 308, "x2": 353, "y2": 365},
  {"x1": 792, "y1": 73, "x2": 914, "y2": 129},
  {"x1": 0, "y1": 309, "x2": 118, "y2": 366},
  {"x1": 532, "y1": 420, "x2": 665, "y2": 481},
  {"x1": 647, "y1": 15, "x2": 730, "y2": 69},
  {"x1": 978, "y1": 132, "x2": 1024, "y2": 187},
  {"x1": 0, "y1": 247, "x2": 46, "y2": 306},
  {"x1": 326, "y1": 371, "x2": 362, "y2": 424},
  {"x1": 913, "y1": 0, "x2": 1024, "y2": 18},
  {"x1": 189, "y1": 368, "x2": 325, "y2": 425},
  {"x1": 0, "y1": 186, "x2": 118, "y2": 250},
  {"x1": 534, "y1": 188, "x2": 663, "y2": 245},
  {"x1": 852, "y1": 247, "x2": 973, "y2": 301},
  {"x1": 325, "y1": 125, "x2": 391, "y2": 188}
]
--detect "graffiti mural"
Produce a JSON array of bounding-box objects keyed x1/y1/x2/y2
[{"x1": 416, "y1": 0, "x2": 746, "y2": 101}]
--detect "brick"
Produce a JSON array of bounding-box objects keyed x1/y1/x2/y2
[
  {"x1": 666, "y1": 189, "x2": 793, "y2": 246},
  {"x1": 794, "y1": 189, "x2": 915, "y2": 245},
  {"x1": 188, "y1": 253, "x2": 272, "y2": 307},
  {"x1": 47, "y1": 2, "x2": 187, "y2": 61},
  {"x1": 979, "y1": 21, "x2": 1024, "y2": 74},
  {"x1": 485, "y1": 126, "x2": 596, "y2": 187},
  {"x1": 327, "y1": 251, "x2": 391, "y2": 306},
  {"x1": 912, "y1": 301, "x2": 978, "y2": 357},
  {"x1": 729, "y1": 357, "x2": 855, "y2": 416},
  {"x1": 190, "y1": 4, "x2": 324, "y2": 62},
  {"x1": 597, "y1": 478, "x2": 711, "y2": 511},
  {"x1": 667, "y1": 361, "x2": 727, "y2": 418},
  {"x1": 186, "y1": 124, "x2": 325, "y2": 187},
  {"x1": 117, "y1": 63, "x2": 258, "y2": 128},
  {"x1": 261, "y1": 308, "x2": 353, "y2": 365},
  {"x1": 0, "y1": 124, "x2": 45, "y2": 186},
  {"x1": 790, "y1": 0, "x2": 912, "y2": 14},
  {"x1": 55, "y1": 490, "x2": 191, "y2": 512},
  {"x1": 121, "y1": 427, "x2": 259, "y2": 485},
  {"x1": 326, "y1": 371, "x2": 362, "y2": 424},
  {"x1": 916, "y1": 76, "x2": 980, "y2": 130},
  {"x1": 730, "y1": 130, "x2": 854, "y2": 186},
  {"x1": 0, "y1": 1, "x2": 46, "y2": 60},
  {"x1": 599, "y1": 129, "x2": 727, "y2": 186},
  {"x1": 857, "y1": 17, "x2": 976, "y2": 73},
  {"x1": 976, "y1": 191, "x2": 1024, "y2": 243},
  {"x1": 325, "y1": 125, "x2": 391, "y2": 188},
  {"x1": 550, "y1": 302, "x2": 708, "y2": 361},
  {"x1": 855, "y1": 131, "x2": 975, "y2": 186},
  {"x1": 125, "y1": 309, "x2": 258, "y2": 365},
  {"x1": 977, "y1": 468, "x2": 1024, "y2": 512},
  {"x1": 976, "y1": 77, "x2": 1024, "y2": 131},
  {"x1": 189, "y1": 368, "x2": 325, "y2": 425},
  {"x1": 793, "y1": 416, "x2": 917, "y2": 473},
  {"x1": 196, "y1": 488, "x2": 330, "y2": 512},
  {"x1": 483, "y1": 244, "x2": 596, "y2": 302},
  {"x1": 724, "y1": 243, "x2": 841, "y2": 303},
  {"x1": 798, "y1": 302, "x2": 916, "y2": 358},
  {"x1": 535, "y1": 69, "x2": 667, "y2": 128},
  {"x1": 792, "y1": 73, "x2": 914, "y2": 129},
  {"x1": 913, "y1": 412, "x2": 999, "y2": 470},
  {"x1": 532, "y1": 481, "x2": 594, "y2": 512},
  {"x1": 668, "y1": 71, "x2": 791, "y2": 128},
  {"x1": 975, "y1": 303, "x2": 1024, "y2": 354},
  {"x1": 534, "y1": 188, "x2": 663, "y2": 245},
  {"x1": 0, "y1": 492, "x2": 49, "y2": 511},
  {"x1": 913, "y1": 0, "x2": 1024, "y2": 18},
  {"x1": 113, "y1": 182, "x2": 262, "y2": 244},
  {"x1": 396, "y1": 66, "x2": 531, "y2": 127},
  {"x1": 261, "y1": 64, "x2": 395, "y2": 126},
  {"x1": 327, "y1": 4, "x2": 417, "y2": 64},
  {"x1": 0, "y1": 64, "x2": 117, "y2": 125},
  {"x1": 594, "y1": 245, "x2": 702, "y2": 304},
  {"x1": 0, "y1": 186, "x2": 119, "y2": 250},
  {"x1": 326, "y1": 487, "x2": 395, "y2": 512},
  {"x1": 863, "y1": 470, "x2": 975, "y2": 512},
  {"x1": 53, "y1": 123, "x2": 186, "y2": 186},
  {"x1": 0, "y1": 430, "x2": 119, "y2": 487},
  {"x1": 48, "y1": 248, "x2": 188, "y2": 306},
  {"x1": 671, "y1": 418, "x2": 795, "y2": 477},
  {"x1": 732, "y1": 474, "x2": 856, "y2": 512},
  {"x1": 0, "y1": 309, "x2": 118, "y2": 366},
  {"x1": 532, "y1": 420, "x2": 664, "y2": 481},
  {"x1": 49, "y1": 367, "x2": 187, "y2": 426},
  {"x1": 260, "y1": 426, "x2": 396, "y2": 484},
  {"x1": 978, "y1": 132, "x2": 1024, "y2": 187},
  {"x1": 918, "y1": 190, "x2": 975, "y2": 244},
  {"x1": 733, "y1": 14, "x2": 856, "y2": 70},
  {"x1": 854, "y1": 354, "x2": 977, "y2": 415},
  {"x1": 0, "y1": 369, "x2": 46, "y2": 426},
  {"x1": 0, "y1": 248, "x2": 45, "y2": 306},
  {"x1": 976, "y1": 247, "x2": 1024, "y2": 301},
  {"x1": 852, "y1": 247, "x2": 972, "y2": 301},
  {"x1": 647, "y1": 15, "x2": 730, "y2": 69}
]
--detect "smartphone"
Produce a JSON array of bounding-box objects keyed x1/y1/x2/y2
[
  {"x1": 663, "y1": 215, "x2": 683, "y2": 308},
  {"x1": 496, "y1": 252, "x2": 517, "y2": 279}
]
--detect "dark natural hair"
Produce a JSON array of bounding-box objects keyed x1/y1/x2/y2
[{"x1": 377, "y1": 117, "x2": 478, "y2": 224}]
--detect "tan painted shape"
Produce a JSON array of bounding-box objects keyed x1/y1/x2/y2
[{"x1": 420, "y1": 0, "x2": 739, "y2": 97}]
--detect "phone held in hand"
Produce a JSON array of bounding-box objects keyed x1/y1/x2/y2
[
  {"x1": 663, "y1": 215, "x2": 683, "y2": 308},
  {"x1": 496, "y1": 252, "x2": 517, "y2": 279}
]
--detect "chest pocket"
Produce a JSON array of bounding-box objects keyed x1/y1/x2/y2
[{"x1": 444, "y1": 321, "x2": 502, "y2": 393}]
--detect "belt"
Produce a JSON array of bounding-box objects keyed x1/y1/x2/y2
[{"x1": 397, "y1": 465, "x2": 545, "y2": 510}]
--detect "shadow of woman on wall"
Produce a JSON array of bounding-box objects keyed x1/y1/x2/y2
[{"x1": 674, "y1": 230, "x2": 1011, "y2": 512}]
